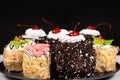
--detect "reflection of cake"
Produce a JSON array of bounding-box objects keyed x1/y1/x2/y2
[
  {"x1": 22, "y1": 43, "x2": 51, "y2": 79},
  {"x1": 51, "y1": 31, "x2": 96, "y2": 79},
  {"x1": 3, "y1": 36, "x2": 34, "y2": 71},
  {"x1": 93, "y1": 36, "x2": 119, "y2": 72}
]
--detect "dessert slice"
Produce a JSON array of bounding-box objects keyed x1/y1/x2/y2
[
  {"x1": 93, "y1": 36, "x2": 119, "y2": 72},
  {"x1": 22, "y1": 43, "x2": 51, "y2": 79},
  {"x1": 3, "y1": 36, "x2": 34, "y2": 71}
]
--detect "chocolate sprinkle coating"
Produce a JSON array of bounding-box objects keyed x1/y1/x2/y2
[{"x1": 50, "y1": 35, "x2": 96, "y2": 79}]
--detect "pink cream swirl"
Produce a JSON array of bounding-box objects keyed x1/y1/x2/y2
[{"x1": 25, "y1": 44, "x2": 50, "y2": 57}]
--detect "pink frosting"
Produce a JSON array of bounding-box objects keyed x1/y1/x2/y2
[{"x1": 25, "y1": 44, "x2": 50, "y2": 57}]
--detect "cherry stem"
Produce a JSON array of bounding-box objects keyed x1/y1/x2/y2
[
  {"x1": 17, "y1": 24, "x2": 33, "y2": 27},
  {"x1": 95, "y1": 23, "x2": 112, "y2": 29},
  {"x1": 42, "y1": 17, "x2": 55, "y2": 29},
  {"x1": 73, "y1": 22, "x2": 80, "y2": 31}
]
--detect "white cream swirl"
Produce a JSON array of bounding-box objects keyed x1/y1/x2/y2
[
  {"x1": 47, "y1": 29, "x2": 69, "y2": 40},
  {"x1": 59, "y1": 34, "x2": 85, "y2": 43},
  {"x1": 22, "y1": 28, "x2": 47, "y2": 39},
  {"x1": 79, "y1": 29, "x2": 100, "y2": 36}
]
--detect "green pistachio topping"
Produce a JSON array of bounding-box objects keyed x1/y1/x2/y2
[
  {"x1": 9, "y1": 36, "x2": 29, "y2": 46},
  {"x1": 92, "y1": 36, "x2": 114, "y2": 46},
  {"x1": 10, "y1": 40, "x2": 21, "y2": 46}
]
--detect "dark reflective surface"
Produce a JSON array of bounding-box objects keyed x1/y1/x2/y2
[{"x1": 0, "y1": 62, "x2": 119, "y2": 80}]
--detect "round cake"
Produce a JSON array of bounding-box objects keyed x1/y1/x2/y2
[{"x1": 51, "y1": 31, "x2": 96, "y2": 79}]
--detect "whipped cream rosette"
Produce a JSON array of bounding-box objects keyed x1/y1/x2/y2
[
  {"x1": 21, "y1": 25, "x2": 47, "y2": 43},
  {"x1": 80, "y1": 23, "x2": 112, "y2": 36},
  {"x1": 79, "y1": 25, "x2": 100, "y2": 36},
  {"x1": 80, "y1": 29, "x2": 100, "y2": 36},
  {"x1": 23, "y1": 43, "x2": 51, "y2": 79},
  {"x1": 3, "y1": 36, "x2": 34, "y2": 72},
  {"x1": 47, "y1": 29, "x2": 69, "y2": 40}
]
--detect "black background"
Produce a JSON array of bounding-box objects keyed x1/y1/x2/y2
[{"x1": 1, "y1": 0, "x2": 120, "y2": 54}]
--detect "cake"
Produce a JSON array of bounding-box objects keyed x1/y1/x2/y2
[
  {"x1": 80, "y1": 23, "x2": 119, "y2": 72},
  {"x1": 22, "y1": 43, "x2": 51, "y2": 79},
  {"x1": 42, "y1": 18, "x2": 70, "y2": 78},
  {"x1": 3, "y1": 36, "x2": 34, "y2": 71},
  {"x1": 2, "y1": 21, "x2": 119, "y2": 79},
  {"x1": 51, "y1": 30, "x2": 96, "y2": 79},
  {"x1": 93, "y1": 36, "x2": 119, "y2": 72}
]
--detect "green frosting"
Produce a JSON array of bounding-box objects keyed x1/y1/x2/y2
[
  {"x1": 10, "y1": 40, "x2": 21, "y2": 46},
  {"x1": 104, "y1": 39, "x2": 114, "y2": 45},
  {"x1": 93, "y1": 37, "x2": 103, "y2": 46},
  {"x1": 9, "y1": 37, "x2": 29, "y2": 46},
  {"x1": 22, "y1": 39, "x2": 29, "y2": 44},
  {"x1": 93, "y1": 36, "x2": 114, "y2": 46}
]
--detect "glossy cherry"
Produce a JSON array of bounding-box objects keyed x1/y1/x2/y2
[
  {"x1": 16, "y1": 24, "x2": 39, "y2": 30},
  {"x1": 68, "y1": 22, "x2": 80, "y2": 36},
  {"x1": 96, "y1": 36, "x2": 104, "y2": 41},
  {"x1": 69, "y1": 31, "x2": 80, "y2": 36},
  {"x1": 52, "y1": 27, "x2": 61, "y2": 34},
  {"x1": 42, "y1": 17, "x2": 61, "y2": 34},
  {"x1": 32, "y1": 25, "x2": 39, "y2": 30},
  {"x1": 14, "y1": 37, "x2": 23, "y2": 42},
  {"x1": 87, "y1": 25, "x2": 96, "y2": 30}
]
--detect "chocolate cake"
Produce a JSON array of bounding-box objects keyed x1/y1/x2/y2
[{"x1": 51, "y1": 34, "x2": 96, "y2": 79}]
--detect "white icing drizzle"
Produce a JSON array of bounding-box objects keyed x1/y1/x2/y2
[
  {"x1": 59, "y1": 34, "x2": 85, "y2": 43},
  {"x1": 47, "y1": 29, "x2": 69, "y2": 40},
  {"x1": 6, "y1": 40, "x2": 35, "y2": 51},
  {"x1": 93, "y1": 44, "x2": 112, "y2": 49},
  {"x1": 79, "y1": 29, "x2": 100, "y2": 36},
  {"x1": 22, "y1": 28, "x2": 47, "y2": 39}
]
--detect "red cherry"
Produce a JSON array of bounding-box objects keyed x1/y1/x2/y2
[
  {"x1": 14, "y1": 37, "x2": 23, "y2": 42},
  {"x1": 87, "y1": 26, "x2": 96, "y2": 30},
  {"x1": 68, "y1": 22, "x2": 80, "y2": 36},
  {"x1": 32, "y1": 25, "x2": 39, "y2": 30},
  {"x1": 69, "y1": 31, "x2": 80, "y2": 36},
  {"x1": 42, "y1": 17, "x2": 61, "y2": 34},
  {"x1": 96, "y1": 36, "x2": 104, "y2": 41},
  {"x1": 52, "y1": 27, "x2": 61, "y2": 34}
]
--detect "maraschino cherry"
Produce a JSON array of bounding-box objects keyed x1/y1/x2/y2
[
  {"x1": 17, "y1": 24, "x2": 40, "y2": 30},
  {"x1": 68, "y1": 22, "x2": 80, "y2": 36},
  {"x1": 95, "y1": 23, "x2": 112, "y2": 29},
  {"x1": 14, "y1": 36, "x2": 23, "y2": 42},
  {"x1": 32, "y1": 25, "x2": 39, "y2": 30},
  {"x1": 87, "y1": 25, "x2": 96, "y2": 30},
  {"x1": 86, "y1": 23, "x2": 111, "y2": 30},
  {"x1": 42, "y1": 17, "x2": 61, "y2": 34},
  {"x1": 96, "y1": 36, "x2": 104, "y2": 41}
]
